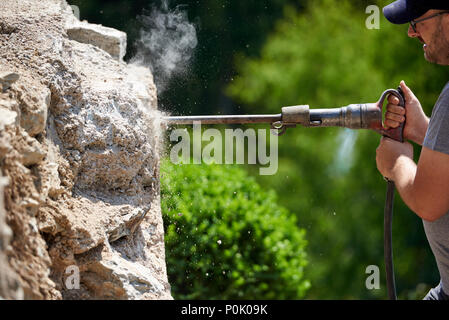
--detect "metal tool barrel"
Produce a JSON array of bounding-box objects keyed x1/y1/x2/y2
[
  {"x1": 164, "y1": 114, "x2": 282, "y2": 125},
  {"x1": 164, "y1": 103, "x2": 382, "y2": 131},
  {"x1": 308, "y1": 104, "x2": 381, "y2": 129}
]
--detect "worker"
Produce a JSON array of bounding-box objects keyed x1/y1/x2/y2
[{"x1": 377, "y1": 0, "x2": 449, "y2": 300}]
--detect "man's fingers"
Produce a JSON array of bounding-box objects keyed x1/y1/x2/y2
[
  {"x1": 385, "y1": 111, "x2": 405, "y2": 123},
  {"x1": 384, "y1": 110, "x2": 405, "y2": 128},
  {"x1": 387, "y1": 103, "x2": 405, "y2": 115},
  {"x1": 400, "y1": 80, "x2": 414, "y2": 100},
  {"x1": 379, "y1": 136, "x2": 393, "y2": 146},
  {"x1": 388, "y1": 94, "x2": 400, "y2": 105},
  {"x1": 384, "y1": 118, "x2": 400, "y2": 128},
  {"x1": 384, "y1": 99, "x2": 406, "y2": 130}
]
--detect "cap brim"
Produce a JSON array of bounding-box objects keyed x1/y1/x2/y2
[{"x1": 383, "y1": 0, "x2": 419, "y2": 24}]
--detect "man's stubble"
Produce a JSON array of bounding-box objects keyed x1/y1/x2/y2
[{"x1": 425, "y1": 17, "x2": 449, "y2": 65}]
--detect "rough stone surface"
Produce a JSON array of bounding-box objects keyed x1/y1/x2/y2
[
  {"x1": 0, "y1": 173, "x2": 24, "y2": 300},
  {"x1": 64, "y1": 5, "x2": 127, "y2": 61},
  {"x1": 0, "y1": 0, "x2": 171, "y2": 300}
]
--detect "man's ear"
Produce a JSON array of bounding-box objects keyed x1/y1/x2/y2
[{"x1": 442, "y1": 13, "x2": 449, "y2": 30}]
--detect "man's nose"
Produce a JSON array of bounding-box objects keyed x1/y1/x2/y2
[{"x1": 408, "y1": 24, "x2": 419, "y2": 38}]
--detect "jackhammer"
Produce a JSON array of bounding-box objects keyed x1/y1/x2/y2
[{"x1": 164, "y1": 88, "x2": 406, "y2": 300}]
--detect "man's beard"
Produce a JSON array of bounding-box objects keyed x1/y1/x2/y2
[{"x1": 425, "y1": 19, "x2": 449, "y2": 65}]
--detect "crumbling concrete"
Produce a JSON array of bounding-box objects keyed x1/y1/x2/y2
[{"x1": 0, "y1": 0, "x2": 171, "y2": 300}]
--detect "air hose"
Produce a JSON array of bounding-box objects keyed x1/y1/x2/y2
[
  {"x1": 383, "y1": 86, "x2": 405, "y2": 300},
  {"x1": 384, "y1": 179, "x2": 397, "y2": 300}
]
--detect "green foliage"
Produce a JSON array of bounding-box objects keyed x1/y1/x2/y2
[
  {"x1": 227, "y1": 0, "x2": 449, "y2": 299},
  {"x1": 160, "y1": 160, "x2": 310, "y2": 299}
]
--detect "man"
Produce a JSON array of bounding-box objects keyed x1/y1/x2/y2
[{"x1": 377, "y1": 0, "x2": 449, "y2": 300}]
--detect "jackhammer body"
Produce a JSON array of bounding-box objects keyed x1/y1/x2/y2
[
  {"x1": 164, "y1": 89, "x2": 404, "y2": 142},
  {"x1": 164, "y1": 88, "x2": 406, "y2": 300}
]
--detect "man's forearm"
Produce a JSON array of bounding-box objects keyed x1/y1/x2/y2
[{"x1": 390, "y1": 156, "x2": 422, "y2": 218}]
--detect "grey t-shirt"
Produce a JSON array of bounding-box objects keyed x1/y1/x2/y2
[{"x1": 422, "y1": 81, "x2": 449, "y2": 296}]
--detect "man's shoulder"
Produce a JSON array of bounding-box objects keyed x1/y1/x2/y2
[
  {"x1": 443, "y1": 82, "x2": 449, "y2": 94},
  {"x1": 423, "y1": 82, "x2": 449, "y2": 151}
]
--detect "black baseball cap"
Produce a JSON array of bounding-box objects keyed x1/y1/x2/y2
[{"x1": 383, "y1": 0, "x2": 449, "y2": 24}]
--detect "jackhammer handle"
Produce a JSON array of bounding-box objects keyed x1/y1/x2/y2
[
  {"x1": 380, "y1": 87, "x2": 406, "y2": 143},
  {"x1": 382, "y1": 85, "x2": 405, "y2": 301}
]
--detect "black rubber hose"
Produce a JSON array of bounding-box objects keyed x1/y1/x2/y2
[
  {"x1": 384, "y1": 180, "x2": 397, "y2": 300},
  {"x1": 383, "y1": 86, "x2": 404, "y2": 300}
]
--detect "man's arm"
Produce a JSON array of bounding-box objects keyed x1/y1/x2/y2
[{"x1": 377, "y1": 138, "x2": 449, "y2": 222}]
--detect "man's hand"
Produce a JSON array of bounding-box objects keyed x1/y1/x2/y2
[
  {"x1": 384, "y1": 81, "x2": 429, "y2": 145},
  {"x1": 376, "y1": 136, "x2": 414, "y2": 180},
  {"x1": 377, "y1": 137, "x2": 449, "y2": 221}
]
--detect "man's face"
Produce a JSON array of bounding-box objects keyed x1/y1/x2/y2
[{"x1": 408, "y1": 9, "x2": 449, "y2": 65}]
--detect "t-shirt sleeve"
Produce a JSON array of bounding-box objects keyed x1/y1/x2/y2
[{"x1": 423, "y1": 83, "x2": 449, "y2": 156}]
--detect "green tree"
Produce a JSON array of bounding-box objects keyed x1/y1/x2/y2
[
  {"x1": 161, "y1": 160, "x2": 310, "y2": 299},
  {"x1": 227, "y1": 0, "x2": 449, "y2": 299}
]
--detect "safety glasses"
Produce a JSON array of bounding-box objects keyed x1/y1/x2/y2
[{"x1": 410, "y1": 11, "x2": 449, "y2": 33}]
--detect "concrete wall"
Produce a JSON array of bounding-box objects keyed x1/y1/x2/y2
[{"x1": 0, "y1": 0, "x2": 171, "y2": 300}]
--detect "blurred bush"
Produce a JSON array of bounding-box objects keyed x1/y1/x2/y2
[{"x1": 160, "y1": 160, "x2": 310, "y2": 299}]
